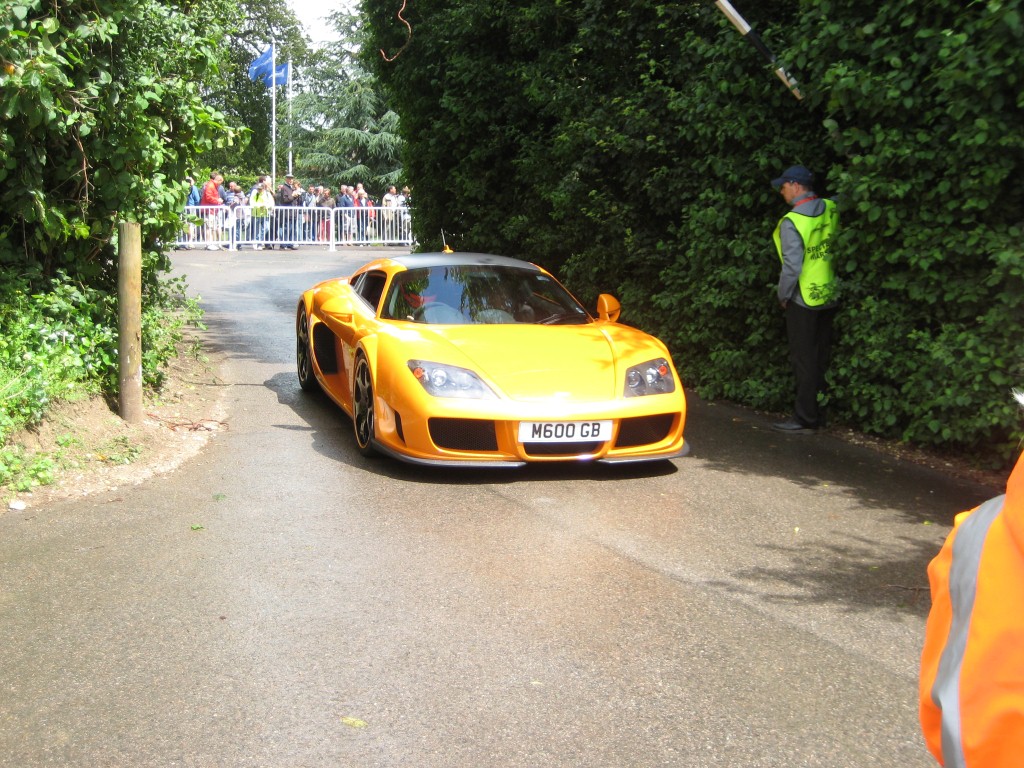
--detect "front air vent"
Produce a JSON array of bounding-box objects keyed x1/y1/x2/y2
[
  {"x1": 615, "y1": 414, "x2": 675, "y2": 447},
  {"x1": 428, "y1": 418, "x2": 498, "y2": 451}
]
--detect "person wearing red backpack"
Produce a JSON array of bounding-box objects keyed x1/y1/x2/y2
[{"x1": 199, "y1": 172, "x2": 225, "y2": 250}]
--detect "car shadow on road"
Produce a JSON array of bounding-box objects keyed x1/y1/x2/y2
[
  {"x1": 705, "y1": 533, "x2": 939, "y2": 617},
  {"x1": 683, "y1": 394, "x2": 1002, "y2": 525},
  {"x1": 678, "y1": 394, "x2": 1005, "y2": 616}
]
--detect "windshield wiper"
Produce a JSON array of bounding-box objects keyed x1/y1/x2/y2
[{"x1": 538, "y1": 311, "x2": 588, "y2": 325}]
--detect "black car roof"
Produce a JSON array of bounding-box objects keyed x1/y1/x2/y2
[{"x1": 389, "y1": 252, "x2": 543, "y2": 272}]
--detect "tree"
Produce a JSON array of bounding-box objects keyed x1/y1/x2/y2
[
  {"x1": 0, "y1": 0, "x2": 232, "y2": 285},
  {"x1": 287, "y1": 5, "x2": 404, "y2": 192}
]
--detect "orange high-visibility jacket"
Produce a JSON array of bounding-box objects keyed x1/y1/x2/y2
[{"x1": 920, "y1": 452, "x2": 1024, "y2": 767}]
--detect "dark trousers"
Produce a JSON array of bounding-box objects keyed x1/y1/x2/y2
[{"x1": 785, "y1": 303, "x2": 836, "y2": 428}]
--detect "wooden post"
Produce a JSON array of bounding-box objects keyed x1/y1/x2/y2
[{"x1": 117, "y1": 221, "x2": 144, "y2": 423}]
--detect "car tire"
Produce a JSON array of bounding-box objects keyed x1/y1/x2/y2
[
  {"x1": 296, "y1": 304, "x2": 318, "y2": 392},
  {"x1": 352, "y1": 354, "x2": 378, "y2": 456}
]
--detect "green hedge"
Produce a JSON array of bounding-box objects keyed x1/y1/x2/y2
[{"x1": 365, "y1": 0, "x2": 1022, "y2": 465}]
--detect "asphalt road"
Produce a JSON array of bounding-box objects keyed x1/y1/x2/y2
[{"x1": 0, "y1": 245, "x2": 1002, "y2": 767}]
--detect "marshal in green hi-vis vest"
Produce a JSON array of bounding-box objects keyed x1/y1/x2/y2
[{"x1": 773, "y1": 199, "x2": 838, "y2": 307}]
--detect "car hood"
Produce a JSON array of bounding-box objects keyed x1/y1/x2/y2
[{"x1": 415, "y1": 324, "x2": 660, "y2": 402}]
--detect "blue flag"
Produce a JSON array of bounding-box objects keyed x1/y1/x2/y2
[
  {"x1": 248, "y1": 46, "x2": 274, "y2": 81},
  {"x1": 262, "y1": 62, "x2": 289, "y2": 88}
]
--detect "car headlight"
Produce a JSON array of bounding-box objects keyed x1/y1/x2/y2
[
  {"x1": 408, "y1": 360, "x2": 498, "y2": 399},
  {"x1": 624, "y1": 358, "x2": 675, "y2": 397}
]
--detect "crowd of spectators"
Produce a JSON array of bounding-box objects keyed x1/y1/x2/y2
[{"x1": 183, "y1": 172, "x2": 413, "y2": 249}]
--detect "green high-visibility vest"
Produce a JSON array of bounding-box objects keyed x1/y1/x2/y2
[{"x1": 773, "y1": 198, "x2": 838, "y2": 307}]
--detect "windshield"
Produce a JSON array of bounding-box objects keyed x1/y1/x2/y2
[{"x1": 380, "y1": 265, "x2": 591, "y2": 325}]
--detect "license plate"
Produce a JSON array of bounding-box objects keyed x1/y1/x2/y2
[{"x1": 518, "y1": 420, "x2": 613, "y2": 443}]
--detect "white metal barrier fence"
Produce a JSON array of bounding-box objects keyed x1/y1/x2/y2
[{"x1": 174, "y1": 205, "x2": 415, "y2": 250}]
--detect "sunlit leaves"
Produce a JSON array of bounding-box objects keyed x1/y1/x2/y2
[{"x1": 0, "y1": 0, "x2": 231, "y2": 278}]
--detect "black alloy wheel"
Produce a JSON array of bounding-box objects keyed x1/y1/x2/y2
[
  {"x1": 352, "y1": 355, "x2": 377, "y2": 456},
  {"x1": 296, "y1": 305, "x2": 318, "y2": 392}
]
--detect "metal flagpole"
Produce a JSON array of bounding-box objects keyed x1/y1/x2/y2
[
  {"x1": 271, "y1": 40, "x2": 278, "y2": 188},
  {"x1": 714, "y1": 0, "x2": 803, "y2": 100},
  {"x1": 287, "y1": 58, "x2": 293, "y2": 176}
]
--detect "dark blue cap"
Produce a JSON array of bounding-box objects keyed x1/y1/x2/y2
[{"x1": 771, "y1": 165, "x2": 814, "y2": 188}]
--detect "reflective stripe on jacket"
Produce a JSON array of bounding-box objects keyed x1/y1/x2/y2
[{"x1": 920, "y1": 453, "x2": 1024, "y2": 767}]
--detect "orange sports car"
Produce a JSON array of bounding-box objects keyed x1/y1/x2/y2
[{"x1": 296, "y1": 252, "x2": 688, "y2": 467}]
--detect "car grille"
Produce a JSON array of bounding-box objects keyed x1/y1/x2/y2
[
  {"x1": 523, "y1": 441, "x2": 602, "y2": 457},
  {"x1": 429, "y1": 418, "x2": 499, "y2": 451},
  {"x1": 615, "y1": 414, "x2": 676, "y2": 447}
]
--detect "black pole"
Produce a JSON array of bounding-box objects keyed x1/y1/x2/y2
[{"x1": 714, "y1": 0, "x2": 803, "y2": 100}]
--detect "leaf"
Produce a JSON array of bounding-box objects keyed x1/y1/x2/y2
[{"x1": 340, "y1": 716, "x2": 368, "y2": 729}]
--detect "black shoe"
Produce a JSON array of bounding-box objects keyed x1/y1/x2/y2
[{"x1": 772, "y1": 420, "x2": 818, "y2": 434}]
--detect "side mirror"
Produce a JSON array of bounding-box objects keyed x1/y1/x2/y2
[
  {"x1": 596, "y1": 293, "x2": 621, "y2": 323},
  {"x1": 320, "y1": 295, "x2": 353, "y2": 323}
]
